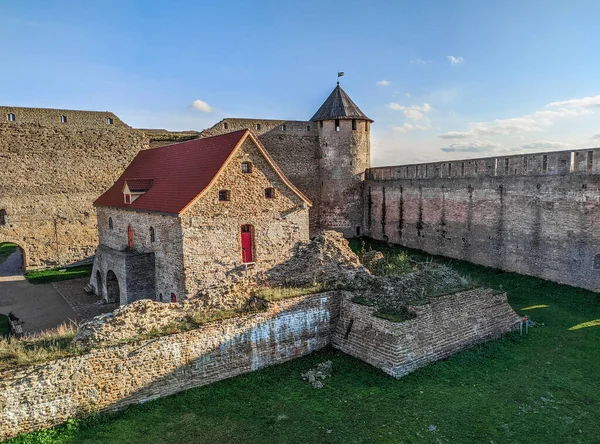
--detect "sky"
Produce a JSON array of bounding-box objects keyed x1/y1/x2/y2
[{"x1": 2, "y1": 0, "x2": 600, "y2": 166}]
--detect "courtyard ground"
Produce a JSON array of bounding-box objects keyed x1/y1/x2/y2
[
  {"x1": 9, "y1": 240, "x2": 600, "y2": 444},
  {"x1": 0, "y1": 250, "x2": 113, "y2": 334}
]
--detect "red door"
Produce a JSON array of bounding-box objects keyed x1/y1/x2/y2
[
  {"x1": 241, "y1": 225, "x2": 253, "y2": 263},
  {"x1": 127, "y1": 226, "x2": 134, "y2": 252}
]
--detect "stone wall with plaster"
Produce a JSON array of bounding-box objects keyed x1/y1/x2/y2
[{"x1": 0, "y1": 291, "x2": 341, "y2": 441}]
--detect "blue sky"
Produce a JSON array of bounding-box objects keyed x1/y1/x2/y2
[{"x1": 2, "y1": 0, "x2": 600, "y2": 165}]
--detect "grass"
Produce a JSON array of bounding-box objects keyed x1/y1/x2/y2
[
  {"x1": 0, "y1": 242, "x2": 17, "y2": 265},
  {"x1": 0, "y1": 322, "x2": 79, "y2": 371},
  {"x1": 25, "y1": 264, "x2": 93, "y2": 285},
  {"x1": 9, "y1": 240, "x2": 600, "y2": 443}
]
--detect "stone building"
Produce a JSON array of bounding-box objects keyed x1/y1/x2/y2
[{"x1": 91, "y1": 129, "x2": 311, "y2": 304}]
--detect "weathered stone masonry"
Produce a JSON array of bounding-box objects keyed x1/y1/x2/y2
[
  {"x1": 0, "y1": 288, "x2": 519, "y2": 440},
  {"x1": 365, "y1": 147, "x2": 600, "y2": 292}
]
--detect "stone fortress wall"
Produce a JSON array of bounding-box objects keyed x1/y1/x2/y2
[
  {"x1": 0, "y1": 107, "x2": 148, "y2": 267},
  {"x1": 364, "y1": 147, "x2": 600, "y2": 292},
  {"x1": 0, "y1": 288, "x2": 519, "y2": 440}
]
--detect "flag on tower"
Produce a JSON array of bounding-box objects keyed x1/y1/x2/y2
[{"x1": 337, "y1": 72, "x2": 345, "y2": 77}]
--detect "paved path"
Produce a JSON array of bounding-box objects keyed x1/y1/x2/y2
[{"x1": 0, "y1": 250, "x2": 78, "y2": 334}]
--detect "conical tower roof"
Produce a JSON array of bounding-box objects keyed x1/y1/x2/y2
[{"x1": 310, "y1": 84, "x2": 373, "y2": 122}]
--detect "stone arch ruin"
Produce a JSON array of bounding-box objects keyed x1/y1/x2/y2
[{"x1": 106, "y1": 270, "x2": 120, "y2": 304}]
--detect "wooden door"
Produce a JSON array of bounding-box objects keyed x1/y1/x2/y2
[
  {"x1": 127, "y1": 226, "x2": 134, "y2": 251},
  {"x1": 241, "y1": 225, "x2": 253, "y2": 263}
]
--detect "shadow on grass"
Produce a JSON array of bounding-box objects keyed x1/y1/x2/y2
[{"x1": 25, "y1": 265, "x2": 93, "y2": 285}]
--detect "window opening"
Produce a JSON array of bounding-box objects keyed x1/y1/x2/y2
[
  {"x1": 223, "y1": 122, "x2": 228, "y2": 130},
  {"x1": 7, "y1": 113, "x2": 15, "y2": 122},
  {"x1": 587, "y1": 151, "x2": 594, "y2": 173},
  {"x1": 352, "y1": 119, "x2": 357, "y2": 130},
  {"x1": 0, "y1": 209, "x2": 6, "y2": 226},
  {"x1": 241, "y1": 162, "x2": 252, "y2": 173},
  {"x1": 504, "y1": 158, "x2": 509, "y2": 174},
  {"x1": 264, "y1": 187, "x2": 274, "y2": 199},
  {"x1": 335, "y1": 119, "x2": 340, "y2": 132},
  {"x1": 60, "y1": 115, "x2": 67, "y2": 123},
  {"x1": 150, "y1": 227, "x2": 155, "y2": 243},
  {"x1": 570, "y1": 152, "x2": 575, "y2": 172},
  {"x1": 108, "y1": 217, "x2": 113, "y2": 230},
  {"x1": 255, "y1": 123, "x2": 261, "y2": 131},
  {"x1": 106, "y1": 117, "x2": 113, "y2": 125},
  {"x1": 127, "y1": 226, "x2": 134, "y2": 252},
  {"x1": 542, "y1": 155, "x2": 548, "y2": 173},
  {"x1": 218, "y1": 190, "x2": 230, "y2": 202}
]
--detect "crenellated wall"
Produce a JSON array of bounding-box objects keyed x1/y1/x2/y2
[{"x1": 364, "y1": 147, "x2": 600, "y2": 292}]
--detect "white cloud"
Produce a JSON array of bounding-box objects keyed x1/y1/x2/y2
[
  {"x1": 447, "y1": 56, "x2": 465, "y2": 65},
  {"x1": 190, "y1": 99, "x2": 212, "y2": 112},
  {"x1": 545, "y1": 95, "x2": 600, "y2": 109},
  {"x1": 392, "y1": 123, "x2": 430, "y2": 133},
  {"x1": 520, "y1": 141, "x2": 573, "y2": 150},
  {"x1": 410, "y1": 59, "x2": 430, "y2": 65},
  {"x1": 376, "y1": 80, "x2": 391, "y2": 86},
  {"x1": 591, "y1": 133, "x2": 600, "y2": 139},
  {"x1": 441, "y1": 140, "x2": 500, "y2": 153},
  {"x1": 386, "y1": 102, "x2": 432, "y2": 121},
  {"x1": 438, "y1": 131, "x2": 471, "y2": 139}
]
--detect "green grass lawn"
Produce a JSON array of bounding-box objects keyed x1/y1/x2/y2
[
  {"x1": 9, "y1": 241, "x2": 600, "y2": 443},
  {"x1": 24, "y1": 265, "x2": 93, "y2": 285},
  {"x1": 0, "y1": 242, "x2": 17, "y2": 265}
]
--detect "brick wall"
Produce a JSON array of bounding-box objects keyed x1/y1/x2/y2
[
  {"x1": 364, "y1": 160, "x2": 600, "y2": 292},
  {"x1": 0, "y1": 123, "x2": 148, "y2": 267},
  {"x1": 0, "y1": 106, "x2": 127, "y2": 128},
  {"x1": 333, "y1": 288, "x2": 520, "y2": 378},
  {"x1": 0, "y1": 291, "x2": 341, "y2": 441}
]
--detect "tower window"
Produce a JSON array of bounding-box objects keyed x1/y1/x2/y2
[
  {"x1": 255, "y1": 123, "x2": 261, "y2": 131},
  {"x1": 542, "y1": 155, "x2": 548, "y2": 173},
  {"x1": 504, "y1": 158, "x2": 509, "y2": 174},
  {"x1": 320, "y1": 120, "x2": 323, "y2": 128},
  {"x1": 281, "y1": 124, "x2": 286, "y2": 131},
  {"x1": 461, "y1": 162, "x2": 465, "y2": 177},
  {"x1": 365, "y1": 121, "x2": 369, "y2": 132},
  {"x1": 223, "y1": 122, "x2": 229, "y2": 130},
  {"x1": 587, "y1": 151, "x2": 594, "y2": 173},
  {"x1": 106, "y1": 117, "x2": 113, "y2": 125},
  {"x1": 264, "y1": 187, "x2": 275, "y2": 199},
  {"x1": 60, "y1": 115, "x2": 67, "y2": 123},
  {"x1": 150, "y1": 227, "x2": 155, "y2": 243},
  {"x1": 108, "y1": 217, "x2": 113, "y2": 230},
  {"x1": 523, "y1": 157, "x2": 528, "y2": 173},
  {"x1": 241, "y1": 162, "x2": 252, "y2": 173},
  {"x1": 335, "y1": 119, "x2": 340, "y2": 132},
  {"x1": 352, "y1": 119, "x2": 357, "y2": 130},
  {"x1": 0, "y1": 209, "x2": 6, "y2": 226},
  {"x1": 307, "y1": 125, "x2": 311, "y2": 131},
  {"x1": 7, "y1": 113, "x2": 15, "y2": 122},
  {"x1": 219, "y1": 190, "x2": 230, "y2": 202}
]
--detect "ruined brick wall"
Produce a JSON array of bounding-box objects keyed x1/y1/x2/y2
[
  {"x1": 93, "y1": 207, "x2": 185, "y2": 303},
  {"x1": 0, "y1": 292, "x2": 341, "y2": 441},
  {"x1": 364, "y1": 148, "x2": 600, "y2": 292},
  {"x1": 201, "y1": 119, "x2": 321, "y2": 234},
  {"x1": 0, "y1": 116, "x2": 148, "y2": 268},
  {"x1": 181, "y1": 137, "x2": 310, "y2": 297},
  {"x1": 318, "y1": 119, "x2": 370, "y2": 237},
  {"x1": 333, "y1": 288, "x2": 520, "y2": 378}
]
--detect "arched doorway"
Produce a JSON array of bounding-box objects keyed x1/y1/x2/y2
[
  {"x1": 0, "y1": 242, "x2": 26, "y2": 276},
  {"x1": 106, "y1": 270, "x2": 120, "y2": 304},
  {"x1": 95, "y1": 270, "x2": 103, "y2": 297}
]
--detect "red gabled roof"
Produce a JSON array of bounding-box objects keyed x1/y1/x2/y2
[{"x1": 94, "y1": 129, "x2": 311, "y2": 215}]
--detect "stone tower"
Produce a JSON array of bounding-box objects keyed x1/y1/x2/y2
[{"x1": 311, "y1": 84, "x2": 372, "y2": 237}]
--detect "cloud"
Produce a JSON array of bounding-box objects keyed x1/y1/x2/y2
[
  {"x1": 545, "y1": 95, "x2": 600, "y2": 109},
  {"x1": 592, "y1": 133, "x2": 600, "y2": 140},
  {"x1": 438, "y1": 131, "x2": 472, "y2": 139},
  {"x1": 441, "y1": 140, "x2": 500, "y2": 153},
  {"x1": 447, "y1": 56, "x2": 465, "y2": 65},
  {"x1": 190, "y1": 99, "x2": 212, "y2": 112},
  {"x1": 519, "y1": 141, "x2": 573, "y2": 150},
  {"x1": 392, "y1": 123, "x2": 430, "y2": 133},
  {"x1": 410, "y1": 59, "x2": 430, "y2": 65},
  {"x1": 376, "y1": 80, "x2": 391, "y2": 86},
  {"x1": 386, "y1": 102, "x2": 432, "y2": 121}
]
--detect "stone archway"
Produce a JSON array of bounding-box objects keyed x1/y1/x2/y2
[
  {"x1": 0, "y1": 242, "x2": 26, "y2": 277},
  {"x1": 106, "y1": 270, "x2": 120, "y2": 304}
]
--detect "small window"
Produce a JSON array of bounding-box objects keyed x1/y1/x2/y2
[
  {"x1": 356, "y1": 226, "x2": 361, "y2": 236},
  {"x1": 448, "y1": 163, "x2": 452, "y2": 176},
  {"x1": 319, "y1": 120, "x2": 323, "y2": 128},
  {"x1": 60, "y1": 115, "x2": 67, "y2": 123},
  {"x1": 124, "y1": 193, "x2": 131, "y2": 204},
  {"x1": 542, "y1": 155, "x2": 548, "y2": 173},
  {"x1": 7, "y1": 113, "x2": 15, "y2": 122},
  {"x1": 504, "y1": 158, "x2": 510, "y2": 174},
  {"x1": 281, "y1": 124, "x2": 286, "y2": 131},
  {"x1": 106, "y1": 117, "x2": 113, "y2": 125},
  {"x1": 594, "y1": 254, "x2": 600, "y2": 270},
  {"x1": 241, "y1": 162, "x2": 252, "y2": 173},
  {"x1": 352, "y1": 119, "x2": 357, "y2": 130},
  {"x1": 523, "y1": 157, "x2": 528, "y2": 173},
  {"x1": 223, "y1": 122, "x2": 229, "y2": 130},
  {"x1": 365, "y1": 121, "x2": 369, "y2": 132},
  {"x1": 335, "y1": 119, "x2": 340, "y2": 132},
  {"x1": 570, "y1": 152, "x2": 575, "y2": 173},
  {"x1": 0, "y1": 209, "x2": 6, "y2": 226},
  {"x1": 265, "y1": 187, "x2": 275, "y2": 199},
  {"x1": 587, "y1": 151, "x2": 594, "y2": 173},
  {"x1": 150, "y1": 227, "x2": 155, "y2": 243},
  {"x1": 219, "y1": 190, "x2": 230, "y2": 202},
  {"x1": 461, "y1": 162, "x2": 465, "y2": 177},
  {"x1": 108, "y1": 217, "x2": 113, "y2": 230},
  {"x1": 255, "y1": 123, "x2": 261, "y2": 131},
  {"x1": 306, "y1": 125, "x2": 311, "y2": 131}
]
